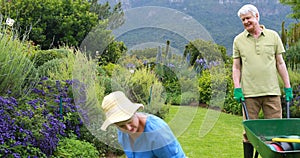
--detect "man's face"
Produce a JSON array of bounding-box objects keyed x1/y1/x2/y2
[{"x1": 239, "y1": 12, "x2": 259, "y2": 33}]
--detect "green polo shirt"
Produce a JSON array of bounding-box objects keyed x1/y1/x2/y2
[{"x1": 232, "y1": 25, "x2": 285, "y2": 97}]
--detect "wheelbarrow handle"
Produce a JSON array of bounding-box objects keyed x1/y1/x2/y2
[
  {"x1": 241, "y1": 101, "x2": 250, "y2": 120},
  {"x1": 287, "y1": 101, "x2": 290, "y2": 119},
  {"x1": 241, "y1": 101, "x2": 259, "y2": 158}
]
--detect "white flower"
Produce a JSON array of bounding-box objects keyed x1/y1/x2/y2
[
  {"x1": 129, "y1": 69, "x2": 135, "y2": 74},
  {"x1": 6, "y1": 18, "x2": 15, "y2": 27}
]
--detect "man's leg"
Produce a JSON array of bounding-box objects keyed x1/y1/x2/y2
[{"x1": 262, "y1": 96, "x2": 282, "y2": 119}]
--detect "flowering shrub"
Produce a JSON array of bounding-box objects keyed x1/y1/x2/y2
[
  {"x1": 0, "y1": 77, "x2": 86, "y2": 157},
  {"x1": 30, "y1": 78, "x2": 82, "y2": 137},
  {"x1": 0, "y1": 96, "x2": 46, "y2": 157}
]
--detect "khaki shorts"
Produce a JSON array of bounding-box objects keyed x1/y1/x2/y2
[{"x1": 242, "y1": 95, "x2": 282, "y2": 141}]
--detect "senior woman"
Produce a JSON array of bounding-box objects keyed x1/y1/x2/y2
[{"x1": 100, "y1": 91, "x2": 186, "y2": 158}]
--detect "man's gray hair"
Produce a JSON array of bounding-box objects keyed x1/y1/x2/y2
[{"x1": 237, "y1": 4, "x2": 259, "y2": 21}]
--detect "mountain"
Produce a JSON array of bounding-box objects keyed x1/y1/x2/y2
[{"x1": 104, "y1": 0, "x2": 295, "y2": 54}]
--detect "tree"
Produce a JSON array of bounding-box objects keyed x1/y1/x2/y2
[
  {"x1": 279, "y1": 1, "x2": 300, "y2": 47},
  {"x1": 183, "y1": 39, "x2": 227, "y2": 66},
  {"x1": 279, "y1": 0, "x2": 300, "y2": 20},
  {"x1": 89, "y1": 0, "x2": 124, "y2": 30},
  {"x1": 95, "y1": 40, "x2": 127, "y2": 66},
  {"x1": 79, "y1": 19, "x2": 127, "y2": 66},
  {"x1": 279, "y1": 1, "x2": 300, "y2": 71},
  {"x1": 0, "y1": 0, "x2": 122, "y2": 49}
]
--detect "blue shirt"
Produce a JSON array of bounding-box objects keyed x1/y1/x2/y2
[{"x1": 118, "y1": 114, "x2": 186, "y2": 158}]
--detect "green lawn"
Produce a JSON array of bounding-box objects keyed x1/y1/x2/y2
[
  {"x1": 164, "y1": 106, "x2": 245, "y2": 158},
  {"x1": 117, "y1": 105, "x2": 248, "y2": 158}
]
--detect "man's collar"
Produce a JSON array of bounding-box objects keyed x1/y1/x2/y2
[
  {"x1": 260, "y1": 25, "x2": 266, "y2": 36},
  {"x1": 244, "y1": 25, "x2": 266, "y2": 37}
]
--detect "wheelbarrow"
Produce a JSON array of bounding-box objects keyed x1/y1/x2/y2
[{"x1": 242, "y1": 101, "x2": 300, "y2": 158}]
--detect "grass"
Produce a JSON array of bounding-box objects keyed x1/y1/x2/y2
[
  {"x1": 164, "y1": 105, "x2": 245, "y2": 158},
  {"x1": 116, "y1": 105, "x2": 248, "y2": 158}
]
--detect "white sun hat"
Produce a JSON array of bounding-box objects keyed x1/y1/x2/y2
[{"x1": 101, "y1": 91, "x2": 144, "y2": 131}]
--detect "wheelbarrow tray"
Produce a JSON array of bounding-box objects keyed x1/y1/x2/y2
[{"x1": 243, "y1": 118, "x2": 300, "y2": 158}]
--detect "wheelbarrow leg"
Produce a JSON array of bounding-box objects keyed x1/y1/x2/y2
[
  {"x1": 243, "y1": 142, "x2": 254, "y2": 158},
  {"x1": 254, "y1": 150, "x2": 258, "y2": 158}
]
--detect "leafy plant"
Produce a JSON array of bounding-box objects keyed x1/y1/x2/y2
[
  {"x1": 278, "y1": 69, "x2": 300, "y2": 118},
  {"x1": 284, "y1": 40, "x2": 300, "y2": 71},
  {"x1": 31, "y1": 49, "x2": 67, "y2": 67},
  {"x1": 198, "y1": 69, "x2": 212, "y2": 104},
  {"x1": 0, "y1": 24, "x2": 39, "y2": 97},
  {"x1": 52, "y1": 136, "x2": 99, "y2": 158},
  {"x1": 128, "y1": 67, "x2": 169, "y2": 118},
  {"x1": 223, "y1": 66, "x2": 242, "y2": 115},
  {"x1": 154, "y1": 64, "x2": 181, "y2": 104},
  {"x1": 35, "y1": 48, "x2": 75, "y2": 81},
  {"x1": 279, "y1": 0, "x2": 300, "y2": 20},
  {"x1": 37, "y1": 58, "x2": 66, "y2": 78},
  {"x1": 181, "y1": 91, "x2": 199, "y2": 105}
]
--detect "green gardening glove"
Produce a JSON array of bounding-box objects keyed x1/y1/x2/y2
[
  {"x1": 234, "y1": 88, "x2": 245, "y2": 102},
  {"x1": 284, "y1": 87, "x2": 293, "y2": 102}
]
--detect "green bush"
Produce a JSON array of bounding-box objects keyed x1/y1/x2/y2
[
  {"x1": 284, "y1": 40, "x2": 300, "y2": 71},
  {"x1": 290, "y1": 104, "x2": 300, "y2": 118},
  {"x1": 53, "y1": 136, "x2": 99, "y2": 158},
  {"x1": 176, "y1": 74, "x2": 199, "y2": 105},
  {"x1": 37, "y1": 58, "x2": 65, "y2": 78},
  {"x1": 102, "y1": 63, "x2": 117, "y2": 77},
  {"x1": 198, "y1": 69, "x2": 212, "y2": 104},
  {"x1": 181, "y1": 91, "x2": 198, "y2": 105},
  {"x1": 129, "y1": 68, "x2": 169, "y2": 119},
  {"x1": 167, "y1": 93, "x2": 181, "y2": 105},
  {"x1": 31, "y1": 49, "x2": 67, "y2": 67},
  {"x1": 35, "y1": 48, "x2": 75, "y2": 81},
  {"x1": 47, "y1": 48, "x2": 75, "y2": 81},
  {"x1": 280, "y1": 70, "x2": 300, "y2": 118},
  {"x1": 79, "y1": 125, "x2": 123, "y2": 157},
  {"x1": 154, "y1": 64, "x2": 181, "y2": 104},
  {"x1": 109, "y1": 65, "x2": 169, "y2": 119},
  {"x1": 223, "y1": 67, "x2": 242, "y2": 115},
  {"x1": 100, "y1": 63, "x2": 119, "y2": 94},
  {"x1": 198, "y1": 66, "x2": 237, "y2": 113}
]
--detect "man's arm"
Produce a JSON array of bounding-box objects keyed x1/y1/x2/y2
[
  {"x1": 276, "y1": 54, "x2": 291, "y2": 88},
  {"x1": 232, "y1": 58, "x2": 242, "y2": 88}
]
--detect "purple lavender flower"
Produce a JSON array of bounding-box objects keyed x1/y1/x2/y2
[
  {"x1": 126, "y1": 63, "x2": 136, "y2": 69},
  {"x1": 41, "y1": 76, "x2": 48, "y2": 81},
  {"x1": 167, "y1": 63, "x2": 175, "y2": 68},
  {"x1": 0, "y1": 79, "x2": 85, "y2": 157},
  {"x1": 195, "y1": 58, "x2": 203, "y2": 65},
  {"x1": 143, "y1": 60, "x2": 148, "y2": 65},
  {"x1": 65, "y1": 80, "x2": 73, "y2": 85}
]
